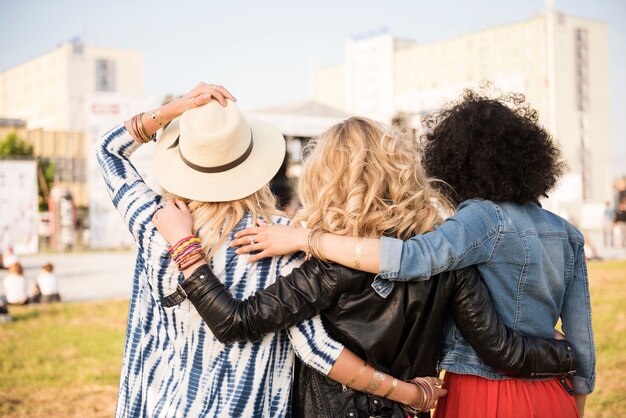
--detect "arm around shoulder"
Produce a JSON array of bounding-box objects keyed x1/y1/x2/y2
[{"x1": 176, "y1": 260, "x2": 339, "y2": 344}]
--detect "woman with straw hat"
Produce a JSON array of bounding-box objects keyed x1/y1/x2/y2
[{"x1": 96, "y1": 82, "x2": 437, "y2": 417}]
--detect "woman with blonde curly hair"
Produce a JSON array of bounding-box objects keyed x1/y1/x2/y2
[{"x1": 155, "y1": 116, "x2": 575, "y2": 417}]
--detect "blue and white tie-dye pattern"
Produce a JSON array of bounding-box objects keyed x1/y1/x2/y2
[{"x1": 96, "y1": 123, "x2": 344, "y2": 418}]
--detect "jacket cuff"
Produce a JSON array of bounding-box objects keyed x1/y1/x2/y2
[
  {"x1": 571, "y1": 372, "x2": 596, "y2": 395},
  {"x1": 379, "y1": 236, "x2": 403, "y2": 278}
]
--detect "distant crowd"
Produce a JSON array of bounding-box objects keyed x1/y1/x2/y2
[{"x1": 0, "y1": 246, "x2": 61, "y2": 323}]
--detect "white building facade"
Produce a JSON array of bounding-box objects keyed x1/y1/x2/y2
[
  {"x1": 0, "y1": 40, "x2": 144, "y2": 132},
  {"x1": 311, "y1": 12, "x2": 611, "y2": 227}
]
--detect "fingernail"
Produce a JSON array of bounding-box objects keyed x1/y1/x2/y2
[{"x1": 203, "y1": 93, "x2": 210, "y2": 99}]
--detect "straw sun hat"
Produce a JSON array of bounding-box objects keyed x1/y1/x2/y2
[{"x1": 154, "y1": 100, "x2": 286, "y2": 202}]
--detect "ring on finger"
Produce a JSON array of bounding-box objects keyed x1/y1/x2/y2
[{"x1": 249, "y1": 235, "x2": 255, "y2": 245}]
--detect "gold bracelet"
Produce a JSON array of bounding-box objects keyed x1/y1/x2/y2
[
  {"x1": 313, "y1": 230, "x2": 329, "y2": 262},
  {"x1": 382, "y1": 377, "x2": 398, "y2": 398},
  {"x1": 133, "y1": 113, "x2": 149, "y2": 143},
  {"x1": 354, "y1": 237, "x2": 363, "y2": 270},
  {"x1": 345, "y1": 362, "x2": 368, "y2": 387},
  {"x1": 130, "y1": 114, "x2": 142, "y2": 143},
  {"x1": 304, "y1": 228, "x2": 318, "y2": 261},
  {"x1": 363, "y1": 369, "x2": 385, "y2": 394},
  {"x1": 137, "y1": 113, "x2": 151, "y2": 143},
  {"x1": 125, "y1": 118, "x2": 139, "y2": 142}
]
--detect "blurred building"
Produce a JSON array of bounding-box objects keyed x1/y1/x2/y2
[
  {"x1": 0, "y1": 40, "x2": 144, "y2": 209},
  {"x1": 311, "y1": 10, "x2": 611, "y2": 226},
  {"x1": 0, "y1": 39, "x2": 143, "y2": 131}
]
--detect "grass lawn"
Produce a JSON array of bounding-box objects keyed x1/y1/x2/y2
[
  {"x1": 0, "y1": 300, "x2": 127, "y2": 417},
  {"x1": 0, "y1": 260, "x2": 625, "y2": 417}
]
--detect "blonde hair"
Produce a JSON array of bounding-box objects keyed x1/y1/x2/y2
[
  {"x1": 168, "y1": 184, "x2": 280, "y2": 260},
  {"x1": 293, "y1": 117, "x2": 452, "y2": 240}
]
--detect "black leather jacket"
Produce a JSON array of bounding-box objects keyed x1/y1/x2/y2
[{"x1": 163, "y1": 261, "x2": 576, "y2": 418}]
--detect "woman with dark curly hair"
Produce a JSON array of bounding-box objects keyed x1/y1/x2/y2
[{"x1": 231, "y1": 88, "x2": 595, "y2": 417}]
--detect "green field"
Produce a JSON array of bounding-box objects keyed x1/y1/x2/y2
[{"x1": 0, "y1": 260, "x2": 625, "y2": 417}]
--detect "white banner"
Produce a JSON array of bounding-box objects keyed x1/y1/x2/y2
[{"x1": 0, "y1": 160, "x2": 39, "y2": 254}]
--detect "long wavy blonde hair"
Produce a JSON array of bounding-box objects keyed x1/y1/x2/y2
[
  {"x1": 168, "y1": 184, "x2": 280, "y2": 260},
  {"x1": 293, "y1": 117, "x2": 451, "y2": 240}
]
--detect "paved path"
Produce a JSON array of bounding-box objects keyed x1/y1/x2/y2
[{"x1": 12, "y1": 251, "x2": 136, "y2": 302}]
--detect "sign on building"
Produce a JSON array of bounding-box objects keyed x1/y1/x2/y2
[{"x1": 0, "y1": 160, "x2": 39, "y2": 254}]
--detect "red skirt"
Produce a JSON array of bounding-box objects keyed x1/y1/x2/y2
[{"x1": 433, "y1": 373, "x2": 579, "y2": 418}]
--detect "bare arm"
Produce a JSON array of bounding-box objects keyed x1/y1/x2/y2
[{"x1": 230, "y1": 222, "x2": 381, "y2": 273}]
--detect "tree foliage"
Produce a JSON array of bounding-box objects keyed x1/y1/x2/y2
[
  {"x1": 0, "y1": 131, "x2": 34, "y2": 157},
  {"x1": 0, "y1": 131, "x2": 55, "y2": 211}
]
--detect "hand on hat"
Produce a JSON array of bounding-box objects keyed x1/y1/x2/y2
[
  {"x1": 129, "y1": 82, "x2": 237, "y2": 141},
  {"x1": 153, "y1": 199, "x2": 195, "y2": 246},
  {"x1": 179, "y1": 82, "x2": 237, "y2": 112},
  {"x1": 160, "y1": 82, "x2": 237, "y2": 128}
]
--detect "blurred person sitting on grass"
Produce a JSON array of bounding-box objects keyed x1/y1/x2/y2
[
  {"x1": 229, "y1": 87, "x2": 595, "y2": 418},
  {"x1": 96, "y1": 82, "x2": 443, "y2": 418},
  {"x1": 31, "y1": 263, "x2": 61, "y2": 303},
  {"x1": 3, "y1": 262, "x2": 28, "y2": 305}
]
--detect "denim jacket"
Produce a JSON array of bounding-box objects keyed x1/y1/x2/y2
[{"x1": 374, "y1": 199, "x2": 595, "y2": 394}]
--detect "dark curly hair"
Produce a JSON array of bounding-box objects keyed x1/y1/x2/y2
[{"x1": 420, "y1": 88, "x2": 566, "y2": 205}]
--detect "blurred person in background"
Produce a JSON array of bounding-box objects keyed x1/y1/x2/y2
[
  {"x1": 96, "y1": 82, "x2": 441, "y2": 417},
  {"x1": 603, "y1": 201, "x2": 616, "y2": 247},
  {"x1": 1, "y1": 245, "x2": 19, "y2": 269},
  {"x1": 3, "y1": 262, "x2": 28, "y2": 305},
  {"x1": 232, "y1": 89, "x2": 594, "y2": 418},
  {"x1": 155, "y1": 115, "x2": 577, "y2": 417},
  {"x1": 32, "y1": 263, "x2": 61, "y2": 303},
  {"x1": 615, "y1": 197, "x2": 626, "y2": 247},
  {"x1": 0, "y1": 295, "x2": 12, "y2": 322}
]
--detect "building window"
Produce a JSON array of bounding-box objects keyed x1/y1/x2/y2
[{"x1": 95, "y1": 59, "x2": 116, "y2": 92}]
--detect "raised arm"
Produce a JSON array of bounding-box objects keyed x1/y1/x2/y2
[
  {"x1": 95, "y1": 82, "x2": 235, "y2": 245},
  {"x1": 449, "y1": 267, "x2": 577, "y2": 377}
]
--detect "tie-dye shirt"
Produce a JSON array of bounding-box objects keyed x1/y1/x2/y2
[{"x1": 96, "y1": 123, "x2": 343, "y2": 417}]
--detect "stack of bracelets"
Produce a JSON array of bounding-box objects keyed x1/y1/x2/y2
[
  {"x1": 303, "y1": 228, "x2": 328, "y2": 262},
  {"x1": 401, "y1": 377, "x2": 437, "y2": 415},
  {"x1": 127, "y1": 113, "x2": 157, "y2": 144},
  {"x1": 168, "y1": 236, "x2": 204, "y2": 271}
]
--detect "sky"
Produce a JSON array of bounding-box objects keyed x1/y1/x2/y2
[{"x1": 0, "y1": 0, "x2": 625, "y2": 174}]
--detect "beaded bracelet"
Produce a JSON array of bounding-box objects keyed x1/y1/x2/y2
[
  {"x1": 171, "y1": 238, "x2": 202, "y2": 258},
  {"x1": 168, "y1": 236, "x2": 197, "y2": 254},
  {"x1": 168, "y1": 237, "x2": 201, "y2": 255},
  {"x1": 178, "y1": 251, "x2": 205, "y2": 271},
  {"x1": 174, "y1": 246, "x2": 203, "y2": 265}
]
